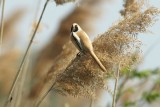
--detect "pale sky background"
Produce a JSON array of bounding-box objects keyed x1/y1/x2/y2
[
  {"x1": 5, "y1": 0, "x2": 159, "y2": 70},
  {"x1": 2, "y1": 0, "x2": 160, "y2": 106}
]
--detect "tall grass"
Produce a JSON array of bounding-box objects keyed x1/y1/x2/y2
[{"x1": 3, "y1": 0, "x2": 49, "y2": 106}]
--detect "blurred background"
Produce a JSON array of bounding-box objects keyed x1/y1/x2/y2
[{"x1": 0, "y1": 0, "x2": 160, "y2": 107}]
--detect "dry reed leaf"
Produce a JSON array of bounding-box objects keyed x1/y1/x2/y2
[
  {"x1": 53, "y1": 7, "x2": 160, "y2": 97},
  {"x1": 29, "y1": 0, "x2": 104, "y2": 99}
]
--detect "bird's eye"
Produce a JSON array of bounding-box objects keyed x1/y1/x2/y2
[{"x1": 74, "y1": 25, "x2": 78, "y2": 32}]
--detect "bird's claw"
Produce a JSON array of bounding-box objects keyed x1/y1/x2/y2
[{"x1": 77, "y1": 52, "x2": 81, "y2": 57}]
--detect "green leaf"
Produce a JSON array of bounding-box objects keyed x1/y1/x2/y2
[
  {"x1": 130, "y1": 70, "x2": 151, "y2": 78},
  {"x1": 143, "y1": 91, "x2": 160, "y2": 103},
  {"x1": 124, "y1": 101, "x2": 137, "y2": 107}
]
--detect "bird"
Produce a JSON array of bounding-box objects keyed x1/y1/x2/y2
[{"x1": 70, "y1": 23, "x2": 107, "y2": 72}]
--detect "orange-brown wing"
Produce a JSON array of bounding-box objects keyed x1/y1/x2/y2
[{"x1": 76, "y1": 31, "x2": 93, "y2": 52}]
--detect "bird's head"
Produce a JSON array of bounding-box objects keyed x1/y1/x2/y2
[{"x1": 71, "y1": 23, "x2": 81, "y2": 32}]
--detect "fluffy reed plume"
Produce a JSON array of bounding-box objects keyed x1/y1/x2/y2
[
  {"x1": 53, "y1": 7, "x2": 160, "y2": 97},
  {"x1": 120, "y1": 0, "x2": 144, "y2": 17},
  {"x1": 54, "y1": 0, "x2": 78, "y2": 5},
  {"x1": 29, "y1": 0, "x2": 104, "y2": 99}
]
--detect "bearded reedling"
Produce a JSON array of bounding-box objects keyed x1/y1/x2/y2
[{"x1": 70, "y1": 23, "x2": 107, "y2": 72}]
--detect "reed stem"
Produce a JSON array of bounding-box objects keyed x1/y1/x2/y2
[
  {"x1": 0, "y1": 0, "x2": 5, "y2": 55},
  {"x1": 112, "y1": 63, "x2": 120, "y2": 107},
  {"x1": 34, "y1": 82, "x2": 56, "y2": 107}
]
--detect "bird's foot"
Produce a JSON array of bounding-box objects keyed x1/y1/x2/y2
[{"x1": 77, "y1": 52, "x2": 81, "y2": 57}]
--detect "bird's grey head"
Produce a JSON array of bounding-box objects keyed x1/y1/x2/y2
[{"x1": 71, "y1": 23, "x2": 81, "y2": 32}]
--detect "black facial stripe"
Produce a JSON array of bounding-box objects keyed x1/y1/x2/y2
[
  {"x1": 71, "y1": 24, "x2": 79, "y2": 32},
  {"x1": 71, "y1": 25, "x2": 73, "y2": 32}
]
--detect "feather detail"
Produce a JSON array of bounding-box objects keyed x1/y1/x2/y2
[{"x1": 70, "y1": 32, "x2": 83, "y2": 51}]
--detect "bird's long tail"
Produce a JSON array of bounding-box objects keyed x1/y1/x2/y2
[{"x1": 89, "y1": 51, "x2": 107, "y2": 72}]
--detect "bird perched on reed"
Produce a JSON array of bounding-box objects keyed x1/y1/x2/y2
[{"x1": 70, "y1": 23, "x2": 107, "y2": 72}]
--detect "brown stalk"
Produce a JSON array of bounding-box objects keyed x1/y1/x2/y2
[
  {"x1": 3, "y1": 0, "x2": 49, "y2": 106},
  {"x1": 34, "y1": 82, "x2": 56, "y2": 107},
  {"x1": 112, "y1": 63, "x2": 120, "y2": 107},
  {"x1": 14, "y1": 58, "x2": 30, "y2": 107},
  {"x1": 90, "y1": 97, "x2": 94, "y2": 107},
  {"x1": 116, "y1": 75, "x2": 129, "y2": 102}
]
